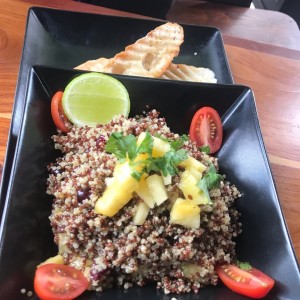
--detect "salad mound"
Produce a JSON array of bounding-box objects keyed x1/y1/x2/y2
[{"x1": 47, "y1": 110, "x2": 241, "y2": 294}]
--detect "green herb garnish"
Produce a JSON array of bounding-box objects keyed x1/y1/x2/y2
[
  {"x1": 137, "y1": 131, "x2": 154, "y2": 156},
  {"x1": 199, "y1": 145, "x2": 210, "y2": 154},
  {"x1": 203, "y1": 163, "x2": 223, "y2": 190},
  {"x1": 105, "y1": 132, "x2": 188, "y2": 180},
  {"x1": 170, "y1": 134, "x2": 189, "y2": 150},
  {"x1": 105, "y1": 132, "x2": 129, "y2": 161},
  {"x1": 197, "y1": 162, "x2": 223, "y2": 204},
  {"x1": 154, "y1": 148, "x2": 188, "y2": 177},
  {"x1": 105, "y1": 132, "x2": 153, "y2": 180},
  {"x1": 237, "y1": 261, "x2": 252, "y2": 271},
  {"x1": 105, "y1": 131, "x2": 153, "y2": 161},
  {"x1": 154, "y1": 133, "x2": 189, "y2": 151},
  {"x1": 197, "y1": 178, "x2": 212, "y2": 204}
]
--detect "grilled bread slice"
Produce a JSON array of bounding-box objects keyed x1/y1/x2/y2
[
  {"x1": 75, "y1": 22, "x2": 184, "y2": 78},
  {"x1": 105, "y1": 22, "x2": 183, "y2": 78},
  {"x1": 75, "y1": 57, "x2": 111, "y2": 72},
  {"x1": 74, "y1": 23, "x2": 217, "y2": 84},
  {"x1": 160, "y1": 63, "x2": 217, "y2": 83}
]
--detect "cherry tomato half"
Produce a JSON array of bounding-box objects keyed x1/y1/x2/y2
[
  {"x1": 51, "y1": 91, "x2": 71, "y2": 133},
  {"x1": 189, "y1": 107, "x2": 223, "y2": 154},
  {"x1": 216, "y1": 264, "x2": 275, "y2": 299},
  {"x1": 34, "y1": 263, "x2": 89, "y2": 300}
]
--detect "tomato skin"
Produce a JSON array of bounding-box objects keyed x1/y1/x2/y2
[
  {"x1": 189, "y1": 107, "x2": 223, "y2": 154},
  {"x1": 51, "y1": 91, "x2": 71, "y2": 133},
  {"x1": 216, "y1": 264, "x2": 275, "y2": 299},
  {"x1": 34, "y1": 263, "x2": 89, "y2": 300}
]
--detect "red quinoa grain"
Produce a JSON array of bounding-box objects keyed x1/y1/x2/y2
[{"x1": 47, "y1": 110, "x2": 241, "y2": 294}]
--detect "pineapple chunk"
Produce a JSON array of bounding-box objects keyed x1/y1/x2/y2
[
  {"x1": 95, "y1": 187, "x2": 133, "y2": 217},
  {"x1": 152, "y1": 138, "x2": 171, "y2": 157},
  {"x1": 182, "y1": 263, "x2": 203, "y2": 279},
  {"x1": 128, "y1": 153, "x2": 149, "y2": 173},
  {"x1": 188, "y1": 167, "x2": 203, "y2": 181},
  {"x1": 83, "y1": 259, "x2": 93, "y2": 278},
  {"x1": 137, "y1": 132, "x2": 170, "y2": 157},
  {"x1": 58, "y1": 233, "x2": 69, "y2": 254},
  {"x1": 179, "y1": 170, "x2": 209, "y2": 205},
  {"x1": 113, "y1": 161, "x2": 140, "y2": 190},
  {"x1": 135, "y1": 175, "x2": 156, "y2": 208},
  {"x1": 95, "y1": 161, "x2": 139, "y2": 217},
  {"x1": 105, "y1": 176, "x2": 115, "y2": 187},
  {"x1": 170, "y1": 198, "x2": 200, "y2": 229},
  {"x1": 38, "y1": 254, "x2": 64, "y2": 267},
  {"x1": 146, "y1": 174, "x2": 168, "y2": 205},
  {"x1": 133, "y1": 201, "x2": 150, "y2": 225},
  {"x1": 179, "y1": 156, "x2": 206, "y2": 173},
  {"x1": 162, "y1": 173, "x2": 172, "y2": 185}
]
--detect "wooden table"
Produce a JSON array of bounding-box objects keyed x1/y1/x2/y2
[{"x1": 0, "y1": 0, "x2": 300, "y2": 263}]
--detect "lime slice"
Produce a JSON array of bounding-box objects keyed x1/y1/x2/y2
[{"x1": 62, "y1": 73, "x2": 130, "y2": 126}]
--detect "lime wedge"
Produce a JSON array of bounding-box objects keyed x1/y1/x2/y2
[{"x1": 62, "y1": 73, "x2": 130, "y2": 126}]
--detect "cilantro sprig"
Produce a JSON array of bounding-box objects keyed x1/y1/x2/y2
[
  {"x1": 105, "y1": 131, "x2": 153, "y2": 162},
  {"x1": 105, "y1": 132, "x2": 188, "y2": 180},
  {"x1": 170, "y1": 134, "x2": 189, "y2": 150},
  {"x1": 203, "y1": 163, "x2": 223, "y2": 190},
  {"x1": 153, "y1": 148, "x2": 187, "y2": 177},
  {"x1": 154, "y1": 133, "x2": 189, "y2": 151},
  {"x1": 197, "y1": 162, "x2": 223, "y2": 204}
]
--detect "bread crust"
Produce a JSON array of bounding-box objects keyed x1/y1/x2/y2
[
  {"x1": 75, "y1": 22, "x2": 184, "y2": 78},
  {"x1": 74, "y1": 22, "x2": 217, "y2": 84}
]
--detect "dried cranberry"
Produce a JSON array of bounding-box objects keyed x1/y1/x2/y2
[
  {"x1": 96, "y1": 135, "x2": 106, "y2": 150},
  {"x1": 77, "y1": 188, "x2": 90, "y2": 202}
]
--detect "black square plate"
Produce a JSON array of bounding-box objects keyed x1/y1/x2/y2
[
  {"x1": 0, "y1": 66, "x2": 299, "y2": 299},
  {"x1": 15, "y1": 6, "x2": 233, "y2": 137},
  {"x1": 0, "y1": 7, "x2": 233, "y2": 220}
]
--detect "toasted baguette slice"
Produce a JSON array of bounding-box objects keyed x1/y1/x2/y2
[
  {"x1": 75, "y1": 57, "x2": 111, "y2": 72},
  {"x1": 105, "y1": 22, "x2": 184, "y2": 78},
  {"x1": 75, "y1": 23, "x2": 184, "y2": 78},
  {"x1": 160, "y1": 63, "x2": 217, "y2": 83}
]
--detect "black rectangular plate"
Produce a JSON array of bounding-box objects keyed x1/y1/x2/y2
[
  {"x1": 0, "y1": 6, "x2": 233, "y2": 220},
  {"x1": 0, "y1": 66, "x2": 299, "y2": 299}
]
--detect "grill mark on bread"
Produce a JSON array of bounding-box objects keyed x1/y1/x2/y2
[
  {"x1": 74, "y1": 23, "x2": 217, "y2": 84},
  {"x1": 75, "y1": 23, "x2": 184, "y2": 78}
]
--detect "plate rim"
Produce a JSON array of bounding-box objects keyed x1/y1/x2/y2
[{"x1": 0, "y1": 65, "x2": 299, "y2": 299}]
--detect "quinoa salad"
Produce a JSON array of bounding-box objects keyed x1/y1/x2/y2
[{"x1": 47, "y1": 109, "x2": 242, "y2": 294}]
